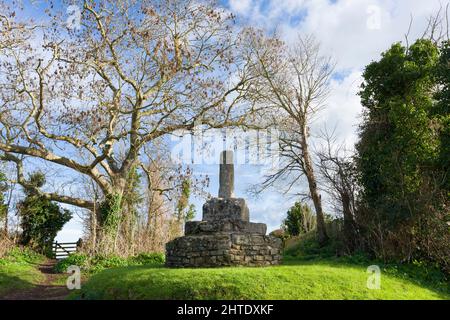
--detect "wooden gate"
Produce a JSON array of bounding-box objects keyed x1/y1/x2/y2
[{"x1": 53, "y1": 241, "x2": 79, "y2": 260}]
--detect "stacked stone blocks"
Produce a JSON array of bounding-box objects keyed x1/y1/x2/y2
[{"x1": 166, "y1": 151, "x2": 282, "y2": 267}]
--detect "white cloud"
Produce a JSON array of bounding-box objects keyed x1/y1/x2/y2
[
  {"x1": 229, "y1": 0, "x2": 253, "y2": 16},
  {"x1": 231, "y1": 0, "x2": 444, "y2": 70},
  {"x1": 226, "y1": 0, "x2": 445, "y2": 147},
  {"x1": 313, "y1": 70, "x2": 364, "y2": 150},
  {"x1": 296, "y1": 0, "x2": 442, "y2": 70},
  {"x1": 248, "y1": 192, "x2": 294, "y2": 232},
  {"x1": 56, "y1": 227, "x2": 83, "y2": 243}
]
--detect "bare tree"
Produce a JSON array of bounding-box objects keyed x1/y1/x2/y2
[
  {"x1": 140, "y1": 142, "x2": 208, "y2": 249},
  {"x1": 0, "y1": 0, "x2": 258, "y2": 250},
  {"x1": 317, "y1": 129, "x2": 359, "y2": 251},
  {"x1": 243, "y1": 31, "x2": 334, "y2": 245},
  {"x1": 0, "y1": 1, "x2": 39, "y2": 51},
  {"x1": 421, "y1": 2, "x2": 450, "y2": 43}
]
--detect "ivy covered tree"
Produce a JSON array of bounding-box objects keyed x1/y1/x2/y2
[
  {"x1": 176, "y1": 179, "x2": 196, "y2": 223},
  {"x1": 434, "y1": 41, "x2": 450, "y2": 193},
  {"x1": 356, "y1": 39, "x2": 449, "y2": 268},
  {"x1": 283, "y1": 202, "x2": 316, "y2": 237},
  {"x1": 18, "y1": 172, "x2": 72, "y2": 256}
]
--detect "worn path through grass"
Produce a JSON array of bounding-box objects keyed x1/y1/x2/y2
[{"x1": 0, "y1": 259, "x2": 70, "y2": 300}]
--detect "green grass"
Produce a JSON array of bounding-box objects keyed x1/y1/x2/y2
[
  {"x1": 72, "y1": 233, "x2": 449, "y2": 300},
  {"x1": 72, "y1": 258, "x2": 450, "y2": 300},
  {"x1": 0, "y1": 247, "x2": 46, "y2": 295},
  {"x1": 2, "y1": 240, "x2": 447, "y2": 300},
  {"x1": 54, "y1": 252, "x2": 165, "y2": 274}
]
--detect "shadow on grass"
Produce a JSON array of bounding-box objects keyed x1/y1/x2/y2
[{"x1": 0, "y1": 273, "x2": 34, "y2": 298}]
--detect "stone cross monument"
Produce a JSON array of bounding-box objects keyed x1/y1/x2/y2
[
  {"x1": 218, "y1": 150, "x2": 234, "y2": 199},
  {"x1": 166, "y1": 150, "x2": 282, "y2": 267}
]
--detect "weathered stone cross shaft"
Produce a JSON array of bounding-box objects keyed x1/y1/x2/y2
[
  {"x1": 202, "y1": 150, "x2": 249, "y2": 222},
  {"x1": 218, "y1": 150, "x2": 234, "y2": 199}
]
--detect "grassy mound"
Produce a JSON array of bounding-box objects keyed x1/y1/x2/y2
[
  {"x1": 0, "y1": 247, "x2": 46, "y2": 295},
  {"x1": 67, "y1": 233, "x2": 449, "y2": 300},
  {"x1": 73, "y1": 258, "x2": 449, "y2": 300}
]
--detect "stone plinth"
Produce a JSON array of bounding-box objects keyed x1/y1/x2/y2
[
  {"x1": 185, "y1": 219, "x2": 267, "y2": 235},
  {"x1": 165, "y1": 150, "x2": 282, "y2": 268},
  {"x1": 203, "y1": 198, "x2": 249, "y2": 222},
  {"x1": 166, "y1": 233, "x2": 282, "y2": 267}
]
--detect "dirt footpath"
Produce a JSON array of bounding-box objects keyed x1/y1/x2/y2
[{"x1": 1, "y1": 259, "x2": 71, "y2": 300}]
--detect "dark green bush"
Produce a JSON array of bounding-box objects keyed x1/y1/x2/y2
[
  {"x1": 18, "y1": 172, "x2": 72, "y2": 257},
  {"x1": 130, "y1": 252, "x2": 165, "y2": 265},
  {"x1": 54, "y1": 253, "x2": 89, "y2": 273},
  {"x1": 282, "y1": 202, "x2": 316, "y2": 237},
  {"x1": 54, "y1": 252, "x2": 165, "y2": 274},
  {"x1": 88, "y1": 255, "x2": 129, "y2": 273},
  {"x1": 283, "y1": 230, "x2": 343, "y2": 260}
]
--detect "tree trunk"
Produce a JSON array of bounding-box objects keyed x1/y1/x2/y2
[
  {"x1": 90, "y1": 209, "x2": 97, "y2": 254},
  {"x1": 93, "y1": 175, "x2": 127, "y2": 254},
  {"x1": 3, "y1": 211, "x2": 7, "y2": 236},
  {"x1": 341, "y1": 192, "x2": 357, "y2": 252},
  {"x1": 301, "y1": 136, "x2": 329, "y2": 246},
  {"x1": 4, "y1": 186, "x2": 14, "y2": 236}
]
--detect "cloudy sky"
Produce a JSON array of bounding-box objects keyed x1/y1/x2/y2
[{"x1": 53, "y1": 0, "x2": 446, "y2": 241}]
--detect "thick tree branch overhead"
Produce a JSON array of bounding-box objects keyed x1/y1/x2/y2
[{"x1": 0, "y1": 0, "x2": 260, "y2": 210}]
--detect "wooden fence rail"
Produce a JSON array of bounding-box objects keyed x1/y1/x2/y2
[{"x1": 53, "y1": 241, "x2": 79, "y2": 260}]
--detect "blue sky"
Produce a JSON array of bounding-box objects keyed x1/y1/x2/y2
[{"x1": 3, "y1": 0, "x2": 446, "y2": 242}]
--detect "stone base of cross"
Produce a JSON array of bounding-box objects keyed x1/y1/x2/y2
[{"x1": 165, "y1": 150, "x2": 282, "y2": 268}]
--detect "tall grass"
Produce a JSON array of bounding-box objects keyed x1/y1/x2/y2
[{"x1": 0, "y1": 234, "x2": 15, "y2": 258}]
